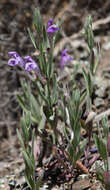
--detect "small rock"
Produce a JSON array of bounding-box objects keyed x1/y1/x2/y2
[
  {"x1": 0, "y1": 178, "x2": 5, "y2": 184},
  {"x1": 94, "y1": 97, "x2": 105, "y2": 107},
  {"x1": 8, "y1": 179, "x2": 16, "y2": 189},
  {"x1": 95, "y1": 88, "x2": 105, "y2": 98},
  {"x1": 77, "y1": 174, "x2": 89, "y2": 180},
  {"x1": 72, "y1": 179, "x2": 91, "y2": 190},
  {"x1": 103, "y1": 42, "x2": 110, "y2": 50}
]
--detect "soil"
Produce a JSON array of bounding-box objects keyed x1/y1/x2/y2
[{"x1": 1, "y1": 0, "x2": 110, "y2": 189}]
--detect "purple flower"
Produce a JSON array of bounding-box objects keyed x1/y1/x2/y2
[
  {"x1": 8, "y1": 52, "x2": 40, "y2": 73},
  {"x1": 60, "y1": 49, "x2": 73, "y2": 70},
  {"x1": 8, "y1": 51, "x2": 19, "y2": 58},
  {"x1": 47, "y1": 18, "x2": 54, "y2": 28},
  {"x1": 89, "y1": 147, "x2": 98, "y2": 153},
  {"x1": 8, "y1": 51, "x2": 25, "y2": 67},
  {"x1": 8, "y1": 58, "x2": 19, "y2": 66},
  {"x1": 24, "y1": 56, "x2": 34, "y2": 62},
  {"x1": 24, "y1": 56, "x2": 40, "y2": 72},
  {"x1": 47, "y1": 18, "x2": 59, "y2": 34},
  {"x1": 25, "y1": 62, "x2": 37, "y2": 71}
]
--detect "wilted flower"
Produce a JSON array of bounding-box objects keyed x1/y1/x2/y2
[
  {"x1": 47, "y1": 18, "x2": 59, "y2": 34},
  {"x1": 60, "y1": 49, "x2": 73, "y2": 70},
  {"x1": 8, "y1": 51, "x2": 25, "y2": 67}
]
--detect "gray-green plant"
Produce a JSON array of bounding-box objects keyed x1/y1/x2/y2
[
  {"x1": 7, "y1": 9, "x2": 101, "y2": 189},
  {"x1": 17, "y1": 111, "x2": 42, "y2": 190},
  {"x1": 93, "y1": 117, "x2": 110, "y2": 189}
]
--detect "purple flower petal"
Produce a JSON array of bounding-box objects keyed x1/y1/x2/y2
[
  {"x1": 25, "y1": 62, "x2": 37, "y2": 71},
  {"x1": 17, "y1": 57, "x2": 25, "y2": 67},
  {"x1": 47, "y1": 18, "x2": 54, "y2": 28},
  {"x1": 8, "y1": 51, "x2": 25, "y2": 67},
  {"x1": 8, "y1": 51, "x2": 19, "y2": 58},
  {"x1": 60, "y1": 49, "x2": 73, "y2": 70},
  {"x1": 61, "y1": 49, "x2": 68, "y2": 56},
  {"x1": 47, "y1": 24, "x2": 59, "y2": 33},
  {"x1": 24, "y1": 56, "x2": 40, "y2": 73},
  {"x1": 47, "y1": 18, "x2": 59, "y2": 35},
  {"x1": 8, "y1": 58, "x2": 19, "y2": 66},
  {"x1": 24, "y1": 56, "x2": 34, "y2": 62},
  {"x1": 89, "y1": 147, "x2": 98, "y2": 153}
]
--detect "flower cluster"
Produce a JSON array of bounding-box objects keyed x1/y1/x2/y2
[
  {"x1": 8, "y1": 52, "x2": 40, "y2": 72},
  {"x1": 8, "y1": 19, "x2": 73, "y2": 74}
]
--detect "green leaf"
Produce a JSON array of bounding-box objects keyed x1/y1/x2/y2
[
  {"x1": 17, "y1": 95, "x2": 29, "y2": 112},
  {"x1": 25, "y1": 111, "x2": 31, "y2": 128},
  {"x1": 30, "y1": 94, "x2": 41, "y2": 123},
  {"x1": 33, "y1": 81, "x2": 48, "y2": 104},
  {"x1": 88, "y1": 72, "x2": 93, "y2": 96},
  {"x1": 51, "y1": 74, "x2": 58, "y2": 105},
  {"x1": 68, "y1": 145, "x2": 75, "y2": 163},
  {"x1": 31, "y1": 129, "x2": 35, "y2": 161},
  {"x1": 82, "y1": 68, "x2": 90, "y2": 94},
  {"x1": 82, "y1": 68, "x2": 89, "y2": 92},
  {"x1": 35, "y1": 177, "x2": 42, "y2": 190},
  {"x1": 21, "y1": 117, "x2": 29, "y2": 142},
  {"x1": 17, "y1": 129, "x2": 25, "y2": 151},
  {"x1": 34, "y1": 8, "x2": 42, "y2": 36},
  {"x1": 53, "y1": 20, "x2": 61, "y2": 45},
  {"x1": 94, "y1": 134, "x2": 107, "y2": 160},
  {"x1": 102, "y1": 116, "x2": 109, "y2": 140},
  {"x1": 47, "y1": 48, "x2": 54, "y2": 78},
  {"x1": 95, "y1": 163, "x2": 104, "y2": 184},
  {"x1": 74, "y1": 122, "x2": 81, "y2": 144},
  {"x1": 27, "y1": 145, "x2": 35, "y2": 167},
  {"x1": 80, "y1": 90, "x2": 87, "y2": 105},
  {"x1": 82, "y1": 68, "x2": 92, "y2": 110},
  {"x1": 22, "y1": 151, "x2": 34, "y2": 172},
  {"x1": 42, "y1": 25, "x2": 49, "y2": 50},
  {"x1": 24, "y1": 170, "x2": 34, "y2": 189},
  {"x1": 39, "y1": 113, "x2": 46, "y2": 131},
  {"x1": 75, "y1": 139, "x2": 87, "y2": 162},
  {"x1": 28, "y1": 28, "x2": 38, "y2": 49},
  {"x1": 62, "y1": 124, "x2": 70, "y2": 143},
  {"x1": 84, "y1": 15, "x2": 94, "y2": 50},
  {"x1": 93, "y1": 51, "x2": 100, "y2": 74}
]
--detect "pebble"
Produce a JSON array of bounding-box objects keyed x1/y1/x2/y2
[{"x1": 77, "y1": 174, "x2": 89, "y2": 180}]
